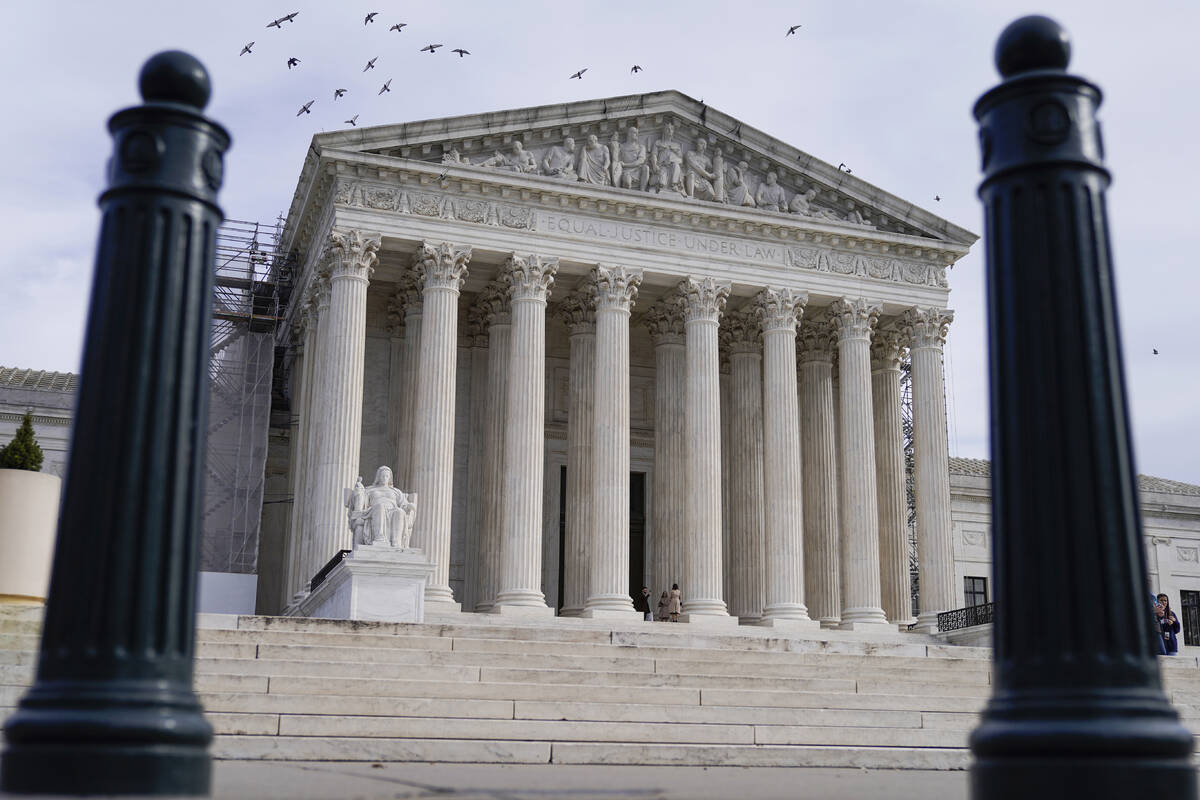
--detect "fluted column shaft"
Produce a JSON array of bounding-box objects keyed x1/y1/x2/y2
[
  {"x1": 395, "y1": 305, "x2": 422, "y2": 487},
  {"x1": 831, "y1": 297, "x2": 890, "y2": 629},
  {"x1": 496, "y1": 255, "x2": 557, "y2": 612},
  {"x1": 759, "y1": 288, "x2": 815, "y2": 625},
  {"x1": 726, "y1": 312, "x2": 765, "y2": 622},
  {"x1": 475, "y1": 289, "x2": 510, "y2": 611},
  {"x1": 646, "y1": 297, "x2": 687, "y2": 601},
  {"x1": 799, "y1": 330, "x2": 840, "y2": 626},
  {"x1": 309, "y1": 230, "x2": 380, "y2": 568},
  {"x1": 385, "y1": 293, "x2": 406, "y2": 470},
  {"x1": 461, "y1": 311, "x2": 489, "y2": 614},
  {"x1": 409, "y1": 241, "x2": 471, "y2": 607},
  {"x1": 584, "y1": 265, "x2": 642, "y2": 617},
  {"x1": 872, "y1": 330, "x2": 912, "y2": 625},
  {"x1": 284, "y1": 306, "x2": 318, "y2": 604},
  {"x1": 905, "y1": 308, "x2": 956, "y2": 630},
  {"x1": 682, "y1": 277, "x2": 733, "y2": 620},
  {"x1": 560, "y1": 287, "x2": 597, "y2": 616}
]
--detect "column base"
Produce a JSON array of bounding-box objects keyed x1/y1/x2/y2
[
  {"x1": 839, "y1": 620, "x2": 897, "y2": 633},
  {"x1": 579, "y1": 607, "x2": 641, "y2": 620},
  {"x1": 839, "y1": 606, "x2": 890, "y2": 630},
  {"x1": 678, "y1": 613, "x2": 741, "y2": 628},
  {"x1": 755, "y1": 616, "x2": 821, "y2": 631},
  {"x1": 913, "y1": 611, "x2": 942, "y2": 633},
  {"x1": 424, "y1": 584, "x2": 458, "y2": 606},
  {"x1": 558, "y1": 605, "x2": 584, "y2": 618},
  {"x1": 582, "y1": 594, "x2": 636, "y2": 616},
  {"x1": 489, "y1": 602, "x2": 555, "y2": 618}
]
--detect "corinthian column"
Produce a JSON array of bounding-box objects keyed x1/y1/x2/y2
[
  {"x1": 829, "y1": 297, "x2": 891, "y2": 631},
  {"x1": 295, "y1": 274, "x2": 331, "y2": 604},
  {"x1": 680, "y1": 277, "x2": 736, "y2": 625},
  {"x1": 473, "y1": 282, "x2": 510, "y2": 612},
  {"x1": 409, "y1": 241, "x2": 471, "y2": 609},
  {"x1": 460, "y1": 304, "x2": 490, "y2": 614},
  {"x1": 385, "y1": 291, "x2": 406, "y2": 470},
  {"x1": 557, "y1": 282, "x2": 597, "y2": 617},
  {"x1": 757, "y1": 288, "x2": 819, "y2": 629},
  {"x1": 283, "y1": 294, "x2": 318, "y2": 607},
  {"x1": 308, "y1": 229, "x2": 380, "y2": 569},
  {"x1": 724, "y1": 308, "x2": 765, "y2": 623},
  {"x1": 902, "y1": 307, "x2": 956, "y2": 631},
  {"x1": 583, "y1": 265, "x2": 643, "y2": 618},
  {"x1": 392, "y1": 272, "x2": 422, "y2": 487},
  {"x1": 871, "y1": 327, "x2": 912, "y2": 626},
  {"x1": 644, "y1": 294, "x2": 687, "y2": 603},
  {"x1": 798, "y1": 318, "x2": 840, "y2": 627},
  {"x1": 493, "y1": 255, "x2": 558, "y2": 615}
]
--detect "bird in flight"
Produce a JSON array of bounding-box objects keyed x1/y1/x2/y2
[
  {"x1": 296, "y1": 100, "x2": 314, "y2": 116},
  {"x1": 240, "y1": 42, "x2": 254, "y2": 56},
  {"x1": 935, "y1": 195, "x2": 941, "y2": 201},
  {"x1": 570, "y1": 68, "x2": 587, "y2": 79},
  {"x1": 363, "y1": 57, "x2": 378, "y2": 71},
  {"x1": 364, "y1": 12, "x2": 378, "y2": 24},
  {"x1": 334, "y1": 88, "x2": 348, "y2": 100},
  {"x1": 437, "y1": 170, "x2": 448, "y2": 182},
  {"x1": 421, "y1": 43, "x2": 443, "y2": 53},
  {"x1": 1153, "y1": 348, "x2": 1159, "y2": 355},
  {"x1": 630, "y1": 65, "x2": 642, "y2": 73},
  {"x1": 451, "y1": 48, "x2": 470, "y2": 57},
  {"x1": 378, "y1": 79, "x2": 391, "y2": 95},
  {"x1": 267, "y1": 12, "x2": 298, "y2": 28},
  {"x1": 389, "y1": 23, "x2": 407, "y2": 32},
  {"x1": 787, "y1": 24, "x2": 802, "y2": 36},
  {"x1": 346, "y1": 115, "x2": 359, "y2": 126},
  {"x1": 838, "y1": 162, "x2": 852, "y2": 174},
  {"x1": 287, "y1": 57, "x2": 300, "y2": 69}
]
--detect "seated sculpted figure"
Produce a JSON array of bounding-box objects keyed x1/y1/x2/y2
[
  {"x1": 844, "y1": 200, "x2": 870, "y2": 226},
  {"x1": 479, "y1": 141, "x2": 538, "y2": 174},
  {"x1": 650, "y1": 122, "x2": 684, "y2": 195},
  {"x1": 725, "y1": 160, "x2": 756, "y2": 207},
  {"x1": 683, "y1": 139, "x2": 717, "y2": 201},
  {"x1": 578, "y1": 134, "x2": 612, "y2": 185},
  {"x1": 542, "y1": 137, "x2": 578, "y2": 181},
  {"x1": 612, "y1": 126, "x2": 650, "y2": 191},
  {"x1": 441, "y1": 148, "x2": 467, "y2": 165},
  {"x1": 345, "y1": 466, "x2": 418, "y2": 548},
  {"x1": 755, "y1": 171, "x2": 787, "y2": 212}
]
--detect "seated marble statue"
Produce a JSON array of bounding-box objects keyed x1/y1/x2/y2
[
  {"x1": 755, "y1": 171, "x2": 787, "y2": 212},
  {"x1": 725, "y1": 161, "x2": 756, "y2": 207},
  {"x1": 651, "y1": 122, "x2": 684, "y2": 195},
  {"x1": 683, "y1": 139, "x2": 717, "y2": 201},
  {"x1": 345, "y1": 466, "x2": 417, "y2": 548},
  {"x1": 844, "y1": 200, "x2": 870, "y2": 226},
  {"x1": 612, "y1": 126, "x2": 650, "y2": 191},
  {"x1": 441, "y1": 148, "x2": 467, "y2": 165},
  {"x1": 578, "y1": 134, "x2": 612, "y2": 185},
  {"x1": 542, "y1": 137, "x2": 578, "y2": 181},
  {"x1": 789, "y1": 186, "x2": 817, "y2": 215},
  {"x1": 479, "y1": 141, "x2": 538, "y2": 174}
]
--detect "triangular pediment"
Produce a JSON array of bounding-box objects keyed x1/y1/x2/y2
[{"x1": 311, "y1": 90, "x2": 974, "y2": 247}]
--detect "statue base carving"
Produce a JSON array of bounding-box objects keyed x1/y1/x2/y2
[{"x1": 296, "y1": 544, "x2": 434, "y2": 624}]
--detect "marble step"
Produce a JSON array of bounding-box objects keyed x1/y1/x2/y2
[{"x1": 212, "y1": 734, "x2": 551, "y2": 763}]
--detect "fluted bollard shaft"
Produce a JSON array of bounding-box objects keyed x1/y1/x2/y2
[
  {"x1": 872, "y1": 329, "x2": 912, "y2": 625},
  {"x1": 0, "y1": 52, "x2": 227, "y2": 796},
  {"x1": 409, "y1": 241, "x2": 471, "y2": 608},
  {"x1": 559, "y1": 285, "x2": 597, "y2": 616},
  {"x1": 799, "y1": 320, "x2": 841, "y2": 626},
  {"x1": 969, "y1": 16, "x2": 1194, "y2": 797},
  {"x1": 681, "y1": 277, "x2": 734, "y2": 623},
  {"x1": 646, "y1": 296, "x2": 687, "y2": 602},
  {"x1": 495, "y1": 255, "x2": 557, "y2": 613},
  {"x1": 474, "y1": 283, "x2": 510, "y2": 611},
  {"x1": 726, "y1": 310, "x2": 765, "y2": 622}
]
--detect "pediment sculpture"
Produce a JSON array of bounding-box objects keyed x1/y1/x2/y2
[{"x1": 345, "y1": 466, "x2": 417, "y2": 548}]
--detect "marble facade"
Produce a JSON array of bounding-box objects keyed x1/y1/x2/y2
[{"x1": 272, "y1": 90, "x2": 978, "y2": 630}]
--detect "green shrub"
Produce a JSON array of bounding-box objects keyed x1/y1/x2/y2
[{"x1": 0, "y1": 411, "x2": 45, "y2": 471}]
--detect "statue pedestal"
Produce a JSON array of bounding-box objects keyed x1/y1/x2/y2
[{"x1": 297, "y1": 544, "x2": 434, "y2": 623}]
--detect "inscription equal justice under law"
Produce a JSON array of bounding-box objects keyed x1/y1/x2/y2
[{"x1": 539, "y1": 211, "x2": 786, "y2": 266}]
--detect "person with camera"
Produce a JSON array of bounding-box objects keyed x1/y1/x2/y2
[{"x1": 1156, "y1": 593, "x2": 1181, "y2": 655}]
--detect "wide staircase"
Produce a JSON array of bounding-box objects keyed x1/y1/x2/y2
[{"x1": 3, "y1": 607, "x2": 1199, "y2": 770}]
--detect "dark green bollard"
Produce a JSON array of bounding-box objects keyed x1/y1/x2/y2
[
  {"x1": 1, "y1": 51, "x2": 229, "y2": 795},
  {"x1": 970, "y1": 16, "x2": 1195, "y2": 798}
]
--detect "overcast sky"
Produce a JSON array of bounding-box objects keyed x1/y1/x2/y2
[{"x1": 2, "y1": 1, "x2": 1197, "y2": 484}]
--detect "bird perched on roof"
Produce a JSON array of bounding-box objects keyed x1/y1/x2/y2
[
  {"x1": 363, "y1": 57, "x2": 377, "y2": 71},
  {"x1": 267, "y1": 12, "x2": 298, "y2": 28},
  {"x1": 630, "y1": 65, "x2": 642, "y2": 73},
  {"x1": 345, "y1": 115, "x2": 359, "y2": 127},
  {"x1": 296, "y1": 100, "x2": 314, "y2": 116},
  {"x1": 787, "y1": 24, "x2": 802, "y2": 35},
  {"x1": 364, "y1": 12, "x2": 378, "y2": 24},
  {"x1": 389, "y1": 23, "x2": 407, "y2": 32},
  {"x1": 240, "y1": 42, "x2": 254, "y2": 56},
  {"x1": 838, "y1": 162, "x2": 852, "y2": 174},
  {"x1": 334, "y1": 88, "x2": 347, "y2": 100},
  {"x1": 570, "y1": 68, "x2": 587, "y2": 79},
  {"x1": 287, "y1": 57, "x2": 300, "y2": 69},
  {"x1": 451, "y1": 48, "x2": 470, "y2": 57},
  {"x1": 378, "y1": 79, "x2": 391, "y2": 95},
  {"x1": 421, "y1": 43, "x2": 443, "y2": 53}
]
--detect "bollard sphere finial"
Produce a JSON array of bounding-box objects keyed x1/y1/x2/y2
[
  {"x1": 995, "y1": 15, "x2": 1071, "y2": 78},
  {"x1": 139, "y1": 50, "x2": 211, "y2": 109}
]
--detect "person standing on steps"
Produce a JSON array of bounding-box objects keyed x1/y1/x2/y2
[
  {"x1": 668, "y1": 583, "x2": 682, "y2": 622},
  {"x1": 657, "y1": 591, "x2": 669, "y2": 621},
  {"x1": 634, "y1": 586, "x2": 653, "y2": 621},
  {"x1": 1157, "y1": 593, "x2": 1181, "y2": 655}
]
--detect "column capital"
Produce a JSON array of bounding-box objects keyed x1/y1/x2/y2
[
  {"x1": 393, "y1": 269, "x2": 423, "y2": 309},
  {"x1": 870, "y1": 326, "x2": 906, "y2": 370},
  {"x1": 797, "y1": 315, "x2": 837, "y2": 364},
  {"x1": 415, "y1": 240, "x2": 471, "y2": 292},
  {"x1": 474, "y1": 280, "x2": 512, "y2": 328},
  {"x1": 723, "y1": 306, "x2": 762, "y2": 355},
  {"x1": 829, "y1": 297, "x2": 882, "y2": 341},
  {"x1": 385, "y1": 291, "x2": 406, "y2": 339},
  {"x1": 643, "y1": 293, "x2": 686, "y2": 345},
  {"x1": 901, "y1": 306, "x2": 954, "y2": 349},
  {"x1": 328, "y1": 228, "x2": 381, "y2": 281},
  {"x1": 756, "y1": 287, "x2": 809, "y2": 334},
  {"x1": 312, "y1": 273, "x2": 331, "y2": 314},
  {"x1": 504, "y1": 253, "x2": 558, "y2": 303},
  {"x1": 556, "y1": 283, "x2": 597, "y2": 335},
  {"x1": 593, "y1": 264, "x2": 643, "y2": 312},
  {"x1": 680, "y1": 276, "x2": 731, "y2": 323}
]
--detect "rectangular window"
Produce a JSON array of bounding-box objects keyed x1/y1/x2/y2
[
  {"x1": 964, "y1": 576, "x2": 988, "y2": 608},
  {"x1": 1181, "y1": 590, "x2": 1200, "y2": 647}
]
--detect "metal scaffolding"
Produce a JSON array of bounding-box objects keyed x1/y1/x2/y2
[{"x1": 203, "y1": 217, "x2": 291, "y2": 575}]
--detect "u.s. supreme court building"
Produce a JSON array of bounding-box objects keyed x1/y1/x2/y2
[{"x1": 264, "y1": 90, "x2": 978, "y2": 633}]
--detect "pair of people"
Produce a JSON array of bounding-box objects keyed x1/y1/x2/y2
[
  {"x1": 1155, "y1": 593, "x2": 1181, "y2": 655},
  {"x1": 653, "y1": 584, "x2": 682, "y2": 622}
]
